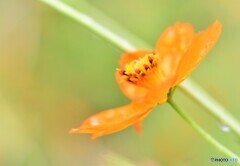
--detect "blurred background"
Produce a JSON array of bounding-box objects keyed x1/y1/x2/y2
[{"x1": 0, "y1": 0, "x2": 240, "y2": 165}]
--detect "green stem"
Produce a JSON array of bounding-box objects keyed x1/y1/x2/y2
[
  {"x1": 39, "y1": 0, "x2": 240, "y2": 137},
  {"x1": 168, "y1": 99, "x2": 240, "y2": 162},
  {"x1": 180, "y1": 80, "x2": 240, "y2": 137},
  {"x1": 40, "y1": 0, "x2": 136, "y2": 52}
]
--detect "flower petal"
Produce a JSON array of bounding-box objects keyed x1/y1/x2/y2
[
  {"x1": 133, "y1": 121, "x2": 143, "y2": 133},
  {"x1": 70, "y1": 102, "x2": 154, "y2": 139},
  {"x1": 155, "y1": 22, "x2": 194, "y2": 77},
  {"x1": 116, "y1": 50, "x2": 152, "y2": 100},
  {"x1": 119, "y1": 50, "x2": 152, "y2": 67},
  {"x1": 116, "y1": 71, "x2": 148, "y2": 100},
  {"x1": 174, "y1": 20, "x2": 222, "y2": 85}
]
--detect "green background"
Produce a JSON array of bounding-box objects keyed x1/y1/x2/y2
[{"x1": 0, "y1": 0, "x2": 240, "y2": 165}]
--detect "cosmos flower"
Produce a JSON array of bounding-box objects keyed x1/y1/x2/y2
[{"x1": 70, "y1": 21, "x2": 222, "y2": 139}]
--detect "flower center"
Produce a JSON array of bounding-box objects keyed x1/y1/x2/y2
[{"x1": 119, "y1": 53, "x2": 162, "y2": 89}]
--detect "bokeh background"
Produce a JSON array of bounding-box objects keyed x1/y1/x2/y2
[{"x1": 1, "y1": 0, "x2": 240, "y2": 165}]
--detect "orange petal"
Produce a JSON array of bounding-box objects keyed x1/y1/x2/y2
[
  {"x1": 70, "y1": 102, "x2": 154, "y2": 139},
  {"x1": 119, "y1": 50, "x2": 152, "y2": 67},
  {"x1": 116, "y1": 50, "x2": 152, "y2": 100},
  {"x1": 116, "y1": 71, "x2": 148, "y2": 100},
  {"x1": 147, "y1": 79, "x2": 173, "y2": 104},
  {"x1": 133, "y1": 121, "x2": 143, "y2": 133},
  {"x1": 174, "y1": 20, "x2": 222, "y2": 85},
  {"x1": 155, "y1": 22, "x2": 194, "y2": 77}
]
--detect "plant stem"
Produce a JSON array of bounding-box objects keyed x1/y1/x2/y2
[
  {"x1": 180, "y1": 80, "x2": 240, "y2": 137},
  {"x1": 39, "y1": 0, "x2": 240, "y2": 137},
  {"x1": 40, "y1": 0, "x2": 136, "y2": 52},
  {"x1": 168, "y1": 99, "x2": 240, "y2": 162}
]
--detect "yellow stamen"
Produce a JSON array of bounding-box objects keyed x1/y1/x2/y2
[{"x1": 119, "y1": 53, "x2": 161, "y2": 89}]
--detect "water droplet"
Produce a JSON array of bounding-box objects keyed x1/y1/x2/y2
[{"x1": 219, "y1": 123, "x2": 231, "y2": 132}]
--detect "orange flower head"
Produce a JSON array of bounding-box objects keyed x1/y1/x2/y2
[{"x1": 70, "y1": 21, "x2": 222, "y2": 139}]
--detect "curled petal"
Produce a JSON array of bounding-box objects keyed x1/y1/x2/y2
[
  {"x1": 134, "y1": 121, "x2": 143, "y2": 133},
  {"x1": 70, "y1": 102, "x2": 154, "y2": 139},
  {"x1": 119, "y1": 50, "x2": 152, "y2": 67},
  {"x1": 116, "y1": 71, "x2": 148, "y2": 100},
  {"x1": 174, "y1": 20, "x2": 222, "y2": 85},
  {"x1": 155, "y1": 22, "x2": 194, "y2": 77},
  {"x1": 116, "y1": 50, "x2": 151, "y2": 100}
]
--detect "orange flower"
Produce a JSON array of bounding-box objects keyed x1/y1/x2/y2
[{"x1": 70, "y1": 21, "x2": 222, "y2": 139}]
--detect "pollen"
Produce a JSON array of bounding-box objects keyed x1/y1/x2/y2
[{"x1": 119, "y1": 53, "x2": 160, "y2": 87}]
